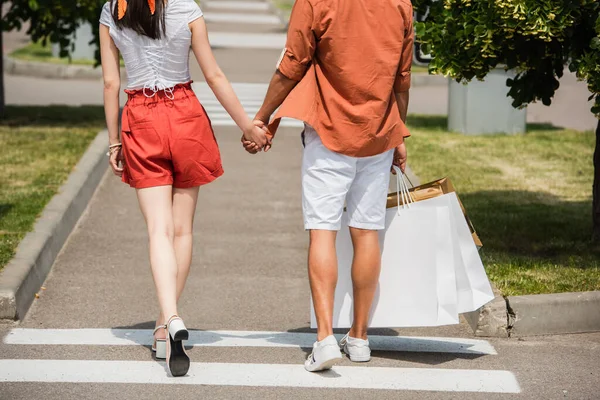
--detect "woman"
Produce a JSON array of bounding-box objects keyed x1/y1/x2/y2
[{"x1": 99, "y1": 0, "x2": 268, "y2": 377}]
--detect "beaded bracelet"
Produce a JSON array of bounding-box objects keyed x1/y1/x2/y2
[{"x1": 106, "y1": 143, "x2": 122, "y2": 157}]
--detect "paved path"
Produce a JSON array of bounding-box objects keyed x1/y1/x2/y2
[{"x1": 1, "y1": 2, "x2": 599, "y2": 398}]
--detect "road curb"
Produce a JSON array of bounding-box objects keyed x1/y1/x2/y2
[
  {"x1": 464, "y1": 287, "x2": 510, "y2": 338},
  {"x1": 3, "y1": 56, "x2": 126, "y2": 81},
  {"x1": 464, "y1": 289, "x2": 600, "y2": 337},
  {"x1": 507, "y1": 291, "x2": 600, "y2": 336},
  {"x1": 0, "y1": 131, "x2": 108, "y2": 321}
]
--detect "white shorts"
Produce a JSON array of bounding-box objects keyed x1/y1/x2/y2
[{"x1": 302, "y1": 126, "x2": 394, "y2": 231}]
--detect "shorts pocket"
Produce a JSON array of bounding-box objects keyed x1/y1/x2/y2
[{"x1": 174, "y1": 96, "x2": 205, "y2": 121}]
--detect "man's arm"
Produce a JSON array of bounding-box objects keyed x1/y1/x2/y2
[
  {"x1": 245, "y1": 0, "x2": 316, "y2": 152},
  {"x1": 394, "y1": 7, "x2": 414, "y2": 124},
  {"x1": 392, "y1": 9, "x2": 414, "y2": 172},
  {"x1": 395, "y1": 91, "x2": 409, "y2": 123},
  {"x1": 243, "y1": 71, "x2": 298, "y2": 154},
  {"x1": 255, "y1": 71, "x2": 298, "y2": 125}
]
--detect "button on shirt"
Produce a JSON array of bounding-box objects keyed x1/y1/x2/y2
[{"x1": 268, "y1": 0, "x2": 414, "y2": 157}]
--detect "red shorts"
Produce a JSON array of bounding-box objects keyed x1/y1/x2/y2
[{"x1": 121, "y1": 82, "x2": 223, "y2": 189}]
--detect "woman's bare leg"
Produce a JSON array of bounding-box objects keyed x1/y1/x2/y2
[
  {"x1": 137, "y1": 186, "x2": 179, "y2": 326},
  {"x1": 155, "y1": 186, "x2": 200, "y2": 335}
]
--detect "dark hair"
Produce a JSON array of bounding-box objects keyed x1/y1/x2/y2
[{"x1": 112, "y1": 0, "x2": 166, "y2": 40}]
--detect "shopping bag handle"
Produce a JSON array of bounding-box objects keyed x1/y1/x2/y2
[{"x1": 393, "y1": 166, "x2": 415, "y2": 211}]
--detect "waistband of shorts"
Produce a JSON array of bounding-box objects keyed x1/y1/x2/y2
[{"x1": 124, "y1": 81, "x2": 195, "y2": 104}]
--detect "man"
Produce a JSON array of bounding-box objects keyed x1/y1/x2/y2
[{"x1": 243, "y1": 0, "x2": 413, "y2": 372}]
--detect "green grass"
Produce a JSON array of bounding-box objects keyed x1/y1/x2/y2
[
  {"x1": 10, "y1": 42, "x2": 97, "y2": 66},
  {"x1": 411, "y1": 64, "x2": 429, "y2": 74},
  {"x1": 10, "y1": 42, "x2": 124, "y2": 67},
  {"x1": 273, "y1": 0, "x2": 294, "y2": 12},
  {"x1": 406, "y1": 115, "x2": 600, "y2": 296},
  {"x1": 0, "y1": 106, "x2": 105, "y2": 270}
]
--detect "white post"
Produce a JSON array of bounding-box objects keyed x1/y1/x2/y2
[
  {"x1": 51, "y1": 22, "x2": 96, "y2": 60},
  {"x1": 448, "y1": 68, "x2": 526, "y2": 135}
]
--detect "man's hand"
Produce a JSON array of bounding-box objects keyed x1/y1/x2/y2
[{"x1": 392, "y1": 142, "x2": 407, "y2": 173}]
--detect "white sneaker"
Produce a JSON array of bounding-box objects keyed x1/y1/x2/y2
[
  {"x1": 304, "y1": 335, "x2": 343, "y2": 372},
  {"x1": 339, "y1": 333, "x2": 371, "y2": 362}
]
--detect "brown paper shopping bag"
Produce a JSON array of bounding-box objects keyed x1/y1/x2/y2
[{"x1": 386, "y1": 177, "x2": 483, "y2": 247}]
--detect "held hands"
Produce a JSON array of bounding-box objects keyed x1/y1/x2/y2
[
  {"x1": 241, "y1": 119, "x2": 272, "y2": 154},
  {"x1": 391, "y1": 142, "x2": 407, "y2": 174}
]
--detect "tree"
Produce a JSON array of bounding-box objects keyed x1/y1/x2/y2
[
  {"x1": 0, "y1": 0, "x2": 103, "y2": 115},
  {"x1": 413, "y1": 0, "x2": 600, "y2": 238}
]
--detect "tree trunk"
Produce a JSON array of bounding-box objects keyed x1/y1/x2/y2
[
  {"x1": 0, "y1": 9, "x2": 4, "y2": 118},
  {"x1": 593, "y1": 119, "x2": 600, "y2": 241}
]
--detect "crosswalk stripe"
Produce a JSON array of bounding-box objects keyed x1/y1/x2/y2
[
  {"x1": 203, "y1": 1, "x2": 271, "y2": 11},
  {"x1": 204, "y1": 12, "x2": 281, "y2": 25},
  {"x1": 4, "y1": 329, "x2": 497, "y2": 355},
  {"x1": 0, "y1": 360, "x2": 520, "y2": 393},
  {"x1": 193, "y1": 82, "x2": 304, "y2": 127},
  {"x1": 208, "y1": 31, "x2": 286, "y2": 49}
]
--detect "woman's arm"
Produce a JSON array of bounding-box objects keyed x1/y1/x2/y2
[
  {"x1": 189, "y1": 17, "x2": 268, "y2": 148},
  {"x1": 99, "y1": 24, "x2": 124, "y2": 175}
]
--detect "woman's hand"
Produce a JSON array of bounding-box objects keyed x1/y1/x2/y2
[
  {"x1": 109, "y1": 148, "x2": 125, "y2": 176},
  {"x1": 243, "y1": 124, "x2": 269, "y2": 148},
  {"x1": 241, "y1": 120, "x2": 272, "y2": 154}
]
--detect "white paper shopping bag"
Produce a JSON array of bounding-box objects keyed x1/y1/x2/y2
[
  {"x1": 310, "y1": 172, "x2": 459, "y2": 328},
  {"x1": 409, "y1": 193, "x2": 495, "y2": 313}
]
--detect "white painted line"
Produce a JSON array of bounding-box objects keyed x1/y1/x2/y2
[
  {"x1": 205, "y1": 12, "x2": 281, "y2": 25},
  {"x1": 4, "y1": 329, "x2": 497, "y2": 355},
  {"x1": 208, "y1": 32, "x2": 286, "y2": 49},
  {"x1": 204, "y1": 1, "x2": 270, "y2": 11},
  {"x1": 0, "y1": 360, "x2": 520, "y2": 393},
  {"x1": 192, "y1": 82, "x2": 305, "y2": 126}
]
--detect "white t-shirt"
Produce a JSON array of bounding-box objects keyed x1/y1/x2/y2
[{"x1": 99, "y1": 0, "x2": 203, "y2": 91}]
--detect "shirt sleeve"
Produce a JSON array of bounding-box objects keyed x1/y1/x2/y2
[
  {"x1": 276, "y1": 0, "x2": 316, "y2": 82},
  {"x1": 394, "y1": 9, "x2": 414, "y2": 93},
  {"x1": 99, "y1": 2, "x2": 114, "y2": 28},
  {"x1": 188, "y1": 0, "x2": 204, "y2": 23}
]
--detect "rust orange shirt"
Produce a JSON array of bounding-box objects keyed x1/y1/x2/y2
[{"x1": 268, "y1": 0, "x2": 414, "y2": 157}]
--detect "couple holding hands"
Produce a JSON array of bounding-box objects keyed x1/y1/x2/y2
[{"x1": 100, "y1": 0, "x2": 413, "y2": 377}]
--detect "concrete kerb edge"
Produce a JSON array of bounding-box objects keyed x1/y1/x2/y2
[
  {"x1": 0, "y1": 131, "x2": 109, "y2": 321},
  {"x1": 507, "y1": 291, "x2": 600, "y2": 337},
  {"x1": 3, "y1": 56, "x2": 126, "y2": 81},
  {"x1": 464, "y1": 288, "x2": 600, "y2": 338}
]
